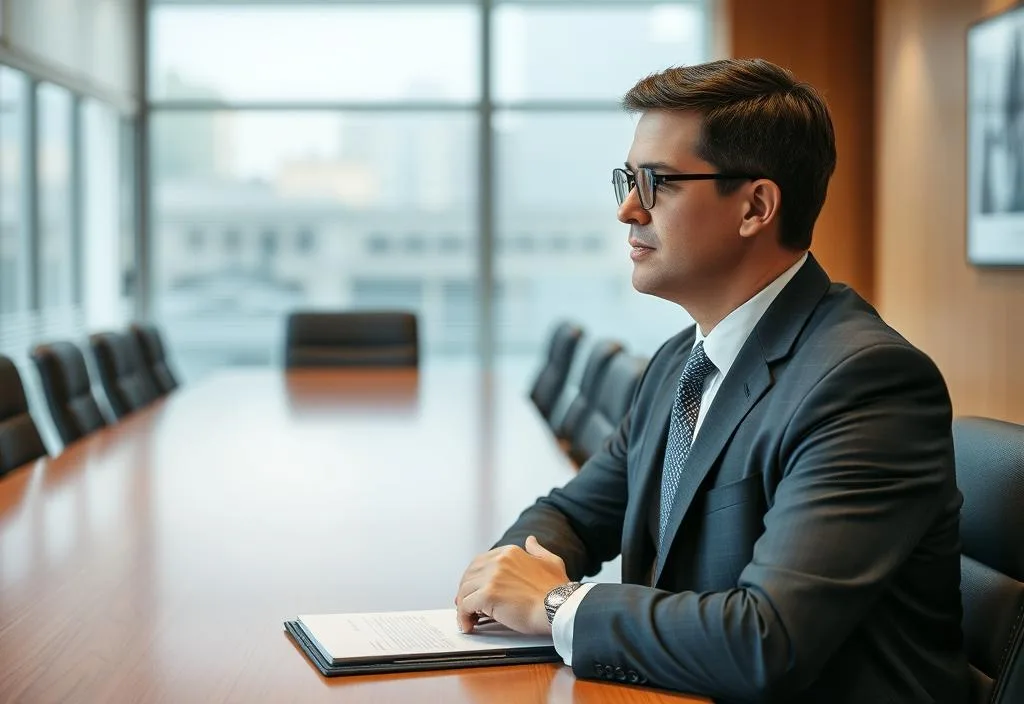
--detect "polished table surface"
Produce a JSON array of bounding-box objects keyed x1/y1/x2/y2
[{"x1": 0, "y1": 367, "x2": 707, "y2": 703}]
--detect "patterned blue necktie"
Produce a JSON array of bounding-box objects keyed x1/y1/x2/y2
[{"x1": 658, "y1": 341, "x2": 717, "y2": 550}]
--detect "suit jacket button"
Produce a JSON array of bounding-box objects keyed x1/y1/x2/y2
[
  {"x1": 593, "y1": 662, "x2": 603, "y2": 677},
  {"x1": 614, "y1": 667, "x2": 626, "y2": 681},
  {"x1": 604, "y1": 665, "x2": 615, "y2": 678},
  {"x1": 627, "y1": 670, "x2": 640, "y2": 683}
]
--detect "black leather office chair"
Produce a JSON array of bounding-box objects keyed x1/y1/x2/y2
[
  {"x1": 129, "y1": 323, "x2": 180, "y2": 394},
  {"x1": 952, "y1": 416, "x2": 1024, "y2": 704},
  {"x1": 89, "y1": 332, "x2": 160, "y2": 420},
  {"x1": 529, "y1": 321, "x2": 584, "y2": 422},
  {"x1": 569, "y1": 353, "x2": 647, "y2": 466},
  {"x1": 0, "y1": 355, "x2": 47, "y2": 476},
  {"x1": 30, "y1": 341, "x2": 108, "y2": 445},
  {"x1": 556, "y1": 339, "x2": 625, "y2": 442},
  {"x1": 284, "y1": 311, "x2": 419, "y2": 369}
]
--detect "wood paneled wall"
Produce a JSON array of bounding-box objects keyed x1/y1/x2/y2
[
  {"x1": 876, "y1": 0, "x2": 1024, "y2": 423},
  {"x1": 724, "y1": 0, "x2": 1024, "y2": 422},
  {"x1": 725, "y1": 0, "x2": 876, "y2": 300}
]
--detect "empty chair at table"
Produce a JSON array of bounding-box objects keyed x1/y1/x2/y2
[
  {"x1": 129, "y1": 322, "x2": 180, "y2": 394},
  {"x1": 555, "y1": 339, "x2": 625, "y2": 442},
  {"x1": 528, "y1": 321, "x2": 584, "y2": 422},
  {"x1": 284, "y1": 311, "x2": 419, "y2": 369},
  {"x1": 30, "y1": 341, "x2": 108, "y2": 445},
  {"x1": 0, "y1": 355, "x2": 47, "y2": 476},
  {"x1": 951, "y1": 416, "x2": 1024, "y2": 704},
  {"x1": 89, "y1": 332, "x2": 160, "y2": 420},
  {"x1": 569, "y1": 353, "x2": 647, "y2": 466}
]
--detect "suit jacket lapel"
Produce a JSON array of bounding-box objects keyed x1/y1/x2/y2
[
  {"x1": 652, "y1": 348, "x2": 771, "y2": 585},
  {"x1": 651, "y1": 254, "x2": 833, "y2": 587},
  {"x1": 621, "y1": 335, "x2": 692, "y2": 584}
]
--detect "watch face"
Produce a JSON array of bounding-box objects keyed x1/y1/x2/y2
[{"x1": 545, "y1": 583, "x2": 581, "y2": 624}]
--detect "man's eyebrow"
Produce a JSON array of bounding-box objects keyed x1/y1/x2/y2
[{"x1": 624, "y1": 160, "x2": 682, "y2": 173}]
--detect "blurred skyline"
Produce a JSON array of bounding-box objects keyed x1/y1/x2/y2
[{"x1": 147, "y1": 2, "x2": 709, "y2": 379}]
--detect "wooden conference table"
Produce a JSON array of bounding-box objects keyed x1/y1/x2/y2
[{"x1": 0, "y1": 367, "x2": 707, "y2": 703}]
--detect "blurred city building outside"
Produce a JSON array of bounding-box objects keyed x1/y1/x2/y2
[{"x1": 149, "y1": 2, "x2": 710, "y2": 383}]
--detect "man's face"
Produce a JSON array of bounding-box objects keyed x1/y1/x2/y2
[{"x1": 619, "y1": 110, "x2": 749, "y2": 304}]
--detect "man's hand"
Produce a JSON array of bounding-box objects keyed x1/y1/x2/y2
[{"x1": 455, "y1": 535, "x2": 570, "y2": 635}]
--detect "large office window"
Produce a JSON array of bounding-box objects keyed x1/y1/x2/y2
[
  {"x1": 493, "y1": 4, "x2": 706, "y2": 102},
  {"x1": 148, "y1": 1, "x2": 710, "y2": 378},
  {"x1": 0, "y1": 68, "x2": 30, "y2": 316},
  {"x1": 493, "y1": 4, "x2": 706, "y2": 354},
  {"x1": 120, "y1": 118, "x2": 137, "y2": 302},
  {"x1": 149, "y1": 6, "x2": 479, "y2": 102},
  {"x1": 494, "y1": 112, "x2": 684, "y2": 354},
  {"x1": 150, "y1": 111, "x2": 475, "y2": 373},
  {"x1": 0, "y1": 8, "x2": 137, "y2": 450},
  {"x1": 37, "y1": 83, "x2": 75, "y2": 311},
  {"x1": 1, "y1": 67, "x2": 135, "y2": 364},
  {"x1": 82, "y1": 99, "x2": 125, "y2": 329}
]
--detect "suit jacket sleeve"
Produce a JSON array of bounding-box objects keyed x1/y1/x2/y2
[{"x1": 570, "y1": 343, "x2": 957, "y2": 702}]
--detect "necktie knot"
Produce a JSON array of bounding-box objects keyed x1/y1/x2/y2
[{"x1": 680, "y1": 342, "x2": 716, "y2": 389}]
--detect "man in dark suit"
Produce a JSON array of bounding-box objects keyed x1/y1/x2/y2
[{"x1": 455, "y1": 58, "x2": 968, "y2": 703}]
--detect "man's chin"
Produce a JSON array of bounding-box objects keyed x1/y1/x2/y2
[{"x1": 631, "y1": 270, "x2": 658, "y2": 297}]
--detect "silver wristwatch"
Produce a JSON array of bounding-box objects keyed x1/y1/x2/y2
[{"x1": 544, "y1": 582, "x2": 583, "y2": 625}]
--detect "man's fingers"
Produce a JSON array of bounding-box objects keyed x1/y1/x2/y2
[
  {"x1": 457, "y1": 546, "x2": 511, "y2": 586},
  {"x1": 456, "y1": 608, "x2": 478, "y2": 634},
  {"x1": 457, "y1": 587, "x2": 491, "y2": 633},
  {"x1": 524, "y1": 535, "x2": 563, "y2": 568},
  {"x1": 455, "y1": 573, "x2": 486, "y2": 607},
  {"x1": 455, "y1": 552, "x2": 497, "y2": 608},
  {"x1": 524, "y1": 535, "x2": 552, "y2": 557}
]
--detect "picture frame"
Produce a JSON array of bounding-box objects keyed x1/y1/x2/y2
[{"x1": 966, "y1": 4, "x2": 1024, "y2": 265}]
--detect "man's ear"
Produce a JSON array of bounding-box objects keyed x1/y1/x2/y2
[{"x1": 738, "y1": 179, "x2": 782, "y2": 239}]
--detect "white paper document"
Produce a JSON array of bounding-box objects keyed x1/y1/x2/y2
[{"x1": 297, "y1": 608, "x2": 554, "y2": 664}]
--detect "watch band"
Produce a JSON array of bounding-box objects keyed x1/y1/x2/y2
[{"x1": 544, "y1": 581, "x2": 584, "y2": 625}]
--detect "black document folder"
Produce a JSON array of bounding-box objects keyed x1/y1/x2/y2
[{"x1": 284, "y1": 609, "x2": 561, "y2": 677}]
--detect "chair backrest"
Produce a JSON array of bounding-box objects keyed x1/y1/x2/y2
[
  {"x1": 284, "y1": 311, "x2": 419, "y2": 369},
  {"x1": 529, "y1": 321, "x2": 584, "y2": 421},
  {"x1": 129, "y1": 323, "x2": 179, "y2": 394},
  {"x1": 89, "y1": 332, "x2": 160, "y2": 420},
  {"x1": 952, "y1": 416, "x2": 1024, "y2": 704},
  {"x1": 0, "y1": 355, "x2": 47, "y2": 476},
  {"x1": 30, "y1": 341, "x2": 108, "y2": 445},
  {"x1": 556, "y1": 339, "x2": 625, "y2": 441},
  {"x1": 570, "y1": 353, "x2": 647, "y2": 465}
]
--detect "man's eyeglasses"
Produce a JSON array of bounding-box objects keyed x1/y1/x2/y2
[{"x1": 612, "y1": 167, "x2": 758, "y2": 210}]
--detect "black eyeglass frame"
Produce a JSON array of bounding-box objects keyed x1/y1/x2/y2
[{"x1": 612, "y1": 167, "x2": 759, "y2": 210}]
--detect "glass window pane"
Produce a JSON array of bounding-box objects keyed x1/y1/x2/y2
[
  {"x1": 82, "y1": 99, "x2": 123, "y2": 329},
  {"x1": 151, "y1": 111, "x2": 477, "y2": 379},
  {"x1": 494, "y1": 111, "x2": 689, "y2": 357},
  {"x1": 494, "y1": 4, "x2": 707, "y2": 101},
  {"x1": 149, "y1": 5, "x2": 479, "y2": 103},
  {"x1": 0, "y1": 67, "x2": 29, "y2": 315},
  {"x1": 37, "y1": 83, "x2": 75, "y2": 310},
  {"x1": 120, "y1": 118, "x2": 137, "y2": 304},
  {"x1": 6, "y1": 0, "x2": 137, "y2": 98}
]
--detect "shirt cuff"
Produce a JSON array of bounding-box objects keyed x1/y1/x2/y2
[{"x1": 551, "y1": 582, "x2": 597, "y2": 666}]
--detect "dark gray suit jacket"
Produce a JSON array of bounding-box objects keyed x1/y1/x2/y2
[{"x1": 500, "y1": 256, "x2": 969, "y2": 703}]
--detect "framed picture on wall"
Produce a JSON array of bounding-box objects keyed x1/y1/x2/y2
[{"x1": 967, "y1": 4, "x2": 1024, "y2": 265}]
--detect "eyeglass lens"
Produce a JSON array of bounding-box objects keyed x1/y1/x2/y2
[{"x1": 612, "y1": 168, "x2": 654, "y2": 209}]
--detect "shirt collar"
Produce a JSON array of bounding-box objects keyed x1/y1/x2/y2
[{"x1": 694, "y1": 253, "x2": 808, "y2": 378}]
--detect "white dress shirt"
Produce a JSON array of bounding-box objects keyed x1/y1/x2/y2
[{"x1": 550, "y1": 253, "x2": 809, "y2": 666}]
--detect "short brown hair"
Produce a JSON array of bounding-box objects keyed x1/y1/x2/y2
[{"x1": 622, "y1": 58, "x2": 836, "y2": 250}]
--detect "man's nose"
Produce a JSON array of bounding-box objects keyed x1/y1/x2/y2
[{"x1": 617, "y1": 187, "x2": 651, "y2": 226}]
